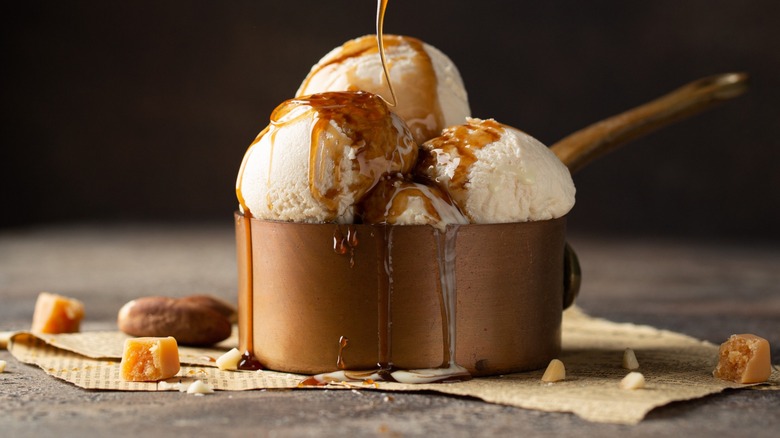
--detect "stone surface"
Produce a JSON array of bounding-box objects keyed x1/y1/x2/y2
[{"x1": 1, "y1": 224, "x2": 778, "y2": 437}]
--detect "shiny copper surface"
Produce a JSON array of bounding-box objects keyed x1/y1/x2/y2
[{"x1": 235, "y1": 213, "x2": 569, "y2": 376}]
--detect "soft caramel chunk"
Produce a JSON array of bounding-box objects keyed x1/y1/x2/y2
[
  {"x1": 713, "y1": 334, "x2": 772, "y2": 384},
  {"x1": 120, "y1": 337, "x2": 181, "y2": 382},
  {"x1": 31, "y1": 292, "x2": 85, "y2": 334}
]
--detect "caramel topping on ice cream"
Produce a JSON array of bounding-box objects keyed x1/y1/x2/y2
[
  {"x1": 236, "y1": 91, "x2": 417, "y2": 222},
  {"x1": 417, "y1": 118, "x2": 575, "y2": 224},
  {"x1": 360, "y1": 177, "x2": 468, "y2": 230},
  {"x1": 297, "y1": 34, "x2": 469, "y2": 144},
  {"x1": 418, "y1": 118, "x2": 504, "y2": 196},
  {"x1": 293, "y1": 92, "x2": 416, "y2": 212}
]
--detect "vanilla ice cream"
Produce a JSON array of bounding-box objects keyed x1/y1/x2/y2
[
  {"x1": 296, "y1": 34, "x2": 471, "y2": 144},
  {"x1": 236, "y1": 91, "x2": 417, "y2": 223},
  {"x1": 360, "y1": 177, "x2": 468, "y2": 230},
  {"x1": 416, "y1": 118, "x2": 575, "y2": 223}
]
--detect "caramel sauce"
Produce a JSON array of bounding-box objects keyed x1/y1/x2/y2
[
  {"x1": 375, "y1": 0, "x2": 397, "y2": 108},
  {"x1": 302, "y1": 92, "x2": 413, "y2": 216},
  {"x1": 434, "y1": 226, "x2": 459, "y2": 368},
  {"x1": 295, "y1": 220, "x2": 473, "y2": 385},
  {"x1": 238, "y1": 350, "x2": 263, "y2": 371},
  {"x1": 235, "y1": 211, "x2": 260, "y2": 370},
  {"x1": 359, "y1": 176, "x2": 464, "y2": 229},
  {"x1": 237, "y1": 91, "x2": 415, "y2": 222},
  {"x1": 298, "y1": 28, "x2": 441, "y2": 143},
  {"x1": 418, "y1": 119, "x2": 505, "y2": 196},
  {"x1": 376, "y1": 225, "x2": 393, "y2": 371},
  {"x1": 336, "y1": 336, "x2": 349, "y2": 369},
  {"x1": 297, "y1": 376, "x2": 323, "y2": 387},
  {"x1": 347, "y1": 226, "x2": 359, "y2": 247},
  {"x1": 333, "y1": 227, "x2": 349, "y2": 255},
  {"x1": 333, "y1": 225, "x2": 359, "y2": 267}
]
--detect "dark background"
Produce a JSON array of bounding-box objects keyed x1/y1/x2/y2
[{"x1": 2, "y1": 1, "x2": 779, "y2": 241}]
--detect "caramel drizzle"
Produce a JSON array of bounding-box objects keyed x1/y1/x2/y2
[
  {"x1": 434, "y1": 226, "x2": 459, "y2": 367},
  {"x1": 236, "y1": 91, "x2": 413, "y2": 222},
  {"x1": 337, "y1": 336, "x2": 349, "y2": 369},
  {"x1": 418, "y1": 119, "x2": 505, "y2": 196},
  {"x1": 236, "y1": 213, "x2": 262, "y2": 371},
  {"x1": 300, "y1": 34, "x2": 439, "y2": 143},
  {"x1": 376, "y1": 0, "x2": 397, "y2": 107},
  {"x1": 358, "y1": 177, "x2": 464, "y2": 230},
  {"x1": 376, "y1": 225, "x2": 394, "y2": 370},
  {"x1": 333, "y1": 225, "x2": 359, "y2": 267}
]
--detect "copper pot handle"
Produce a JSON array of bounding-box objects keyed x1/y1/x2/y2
[
  {"x1": 551, "y1": 72, "x2": 749, "y2": 174},
  {"x1": 554, "y1": 73, "x2": 748, "y2": 309},
  {"x1": 563, "y1": 242, "x2": 581, "y2": 309}
]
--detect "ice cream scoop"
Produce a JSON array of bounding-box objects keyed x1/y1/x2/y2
[
  {"x1": 236, "y1": 91, "x2": 417, "y2": 223},
  {"x1": 296, "y1": 34, "x2": 471, "y2": 144},
  {"x1": 416, "y1": 118, "x2": 575, "y2": 223},
  {"x1": 359, "y1": 176, "x2": 468, "y2": 230}
]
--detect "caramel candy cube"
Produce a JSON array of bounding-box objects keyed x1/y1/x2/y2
[
  {"x1": 31, "y1": 292, "x2": 85, "y2": 334},
  {"x1": 120, "y1": 337, "x2": 181, "y2": 382},
  {"x1": 713, "y1": 334, "x2": 772, "y2": 384}
]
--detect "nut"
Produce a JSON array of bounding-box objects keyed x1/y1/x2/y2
[
  {"x1": 179, "y1": 295, "x2": 237, "y2": 324},
  {"x1": 541, "y1": 358, "x2": 566, "y2": 382},
  {"x1": 117, "y1": 295, "x2": 233, "y2": 346},
  {"x1": 622, "y1": 348, "x2": 639, "y2": 370},
  {"x1": 619, "y1": 372, "x2": 645, "y2": 390}
]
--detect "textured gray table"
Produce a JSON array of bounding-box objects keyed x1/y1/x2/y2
[{"x1": 1, "y1": 224, "x2": 778, "y2": 437}]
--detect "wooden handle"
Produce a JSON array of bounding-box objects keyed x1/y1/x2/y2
[{"x1": 550, "y1": 72, "x2": 749, "y2": 174}]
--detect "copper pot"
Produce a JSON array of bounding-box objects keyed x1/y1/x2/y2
[
  {"x1": 235, "y1": 212, "x2": 579, "y2": 376},
  {"x1": 234, "y1": 72, "x2": 747, "y2": 378}
]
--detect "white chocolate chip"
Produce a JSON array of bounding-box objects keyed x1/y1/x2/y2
[
  {"x1": 187, "y1": 380, "x2": 214, "y2": 395},
  {"x1": 541, "y1": 358, "x2": 566, "y2": 383},
  {"x1": 216, "y1": 348, "x2": 242, "y2": 371},
  {"x1": 0, "y1": 360, "x2": 6, "y2": 373},
  {"x1": 158, "y1": 381, "x2": 176, "y2": 391},
  {"x1": 622, "y1": 348, "x2": 640, "y2": 370},
  {"x1": 619, "y1": 372, "x2": 645, "y2": 390}
]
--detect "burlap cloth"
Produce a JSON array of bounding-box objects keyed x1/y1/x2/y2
[{"x1": 6, "y1": 306, "x2": 778, "y2": 424}]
